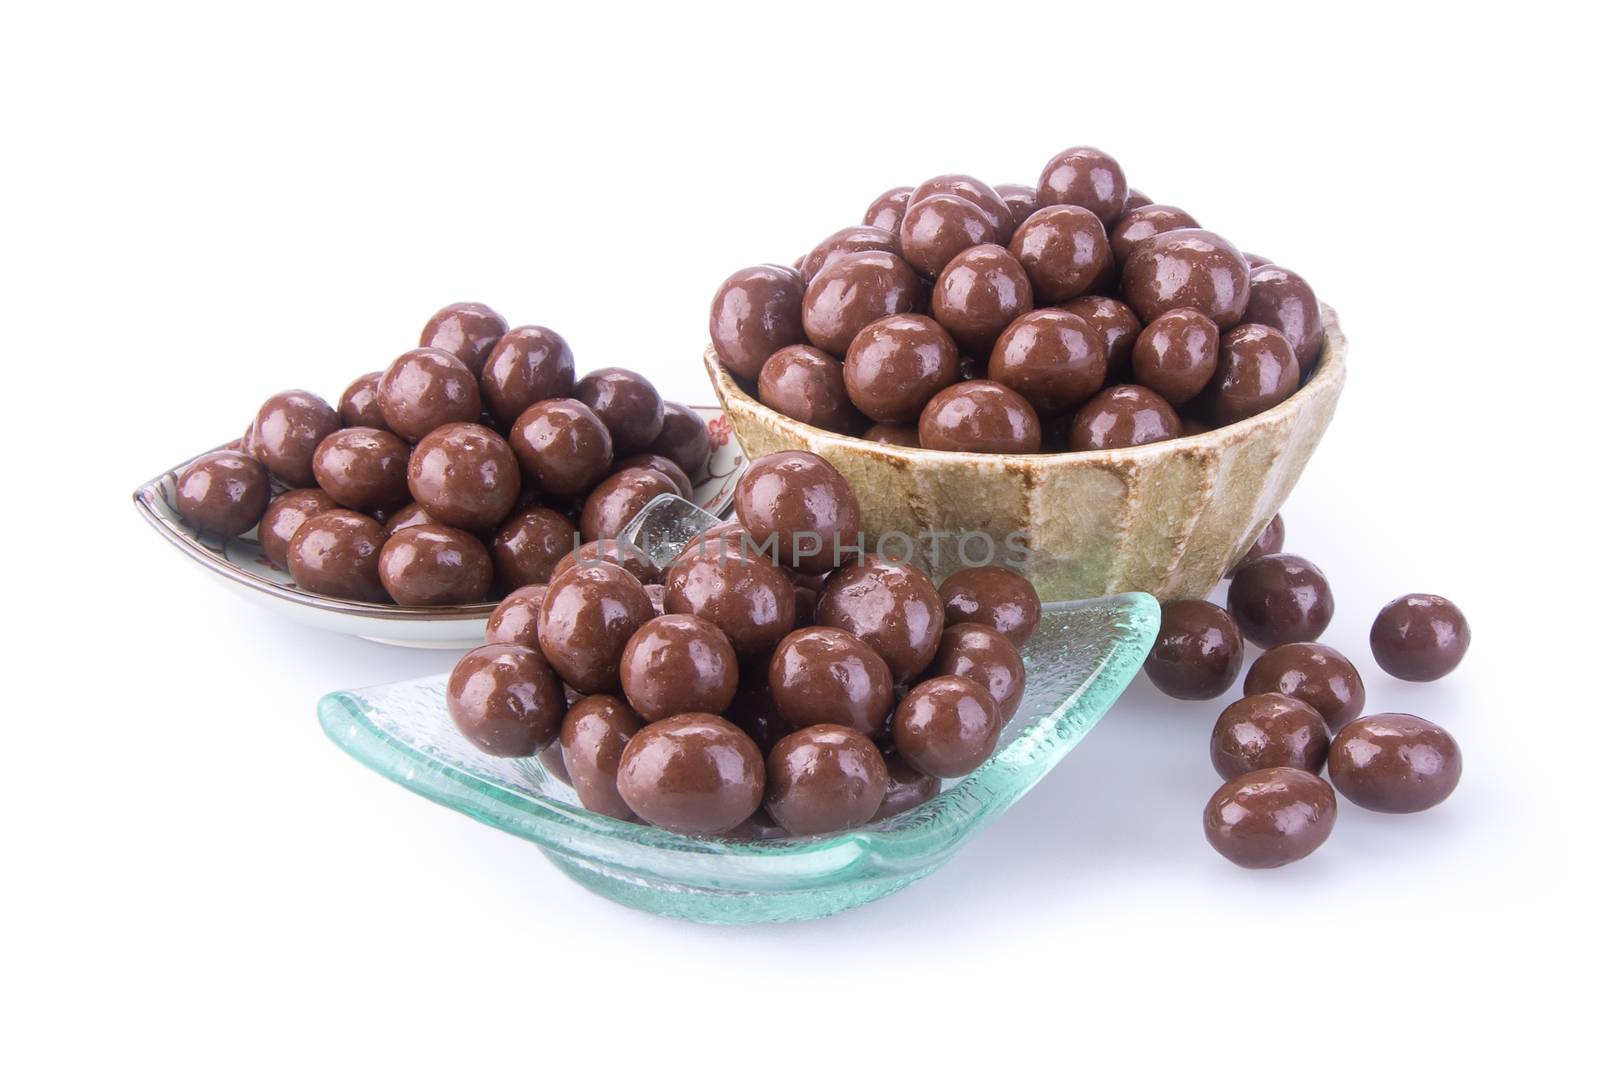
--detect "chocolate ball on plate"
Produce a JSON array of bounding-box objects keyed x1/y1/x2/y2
[
  {"x1": 251, "y1": 390, "x2": 340, "y2": 487},
  {"x1": 1242, "y1": 265, "x2": 1325, "y2": 368},
  {"x1": 573, "y1": 367, "x2": 664, "y2": 454},
  {"x1": 257, "y1": 488, "x2": 338, "y2": 568},
  {"x1": 734, "y1": 451, "x2": 862, "y2": 574},
  {"x1": 1228, "y1": 554, "x2": 1335, "y2": 648},
  {"x1": 863, "y1": 186, "x2": 913, "y2": 233},
  {"x1": 561, "y1": 695, "x2": 645, "y2": 821},
  {"x1": 617, "y1": 714, "x2": 766, "y2": 835},
  {"x1": 538, "y1": 561, "x2": 654, "y2": 693},
  {"x1": 988, "y1": 308, "x2": 1108, "y2": 416},
  {"x1": 1143, "y1": 600, "x2": 1243, "y2": 701},
  {"x1": 491, "y1": 507, "x2": 576, "y2": 590},
  {"x1": 800, "y1": 225, "x2": 900, "y2": 282},
  {"x1": 910, "y1": 174, "x2": 1015, "y2": 243},
  {"x1": 898, "y1": 194, "x2": 997, "y2": 279},
  {"x1": 480, "y1": 326, "x2": 576, "y2": 427},
  {"x1": 874, "y1": 752, "x2": 941, "y2": 821},
  {"x1": 1210, "y1": 693, "x2": 1330, "y2": 780},
  {"x1": 1243, "y1": 641, "x2": 1365, "y2": 729},
  {"x1": 377, "y1": 524, "x2": 493, "y2": 606},
  {"x1": 1328, "y1": 713, "x2": 1462, "y2": 813},
  {"x1": 1120, "y1": 228, "x2": 1251, "y2": 327},
  {"x1": 994, "y1": 183, "x2": 1038, "y2": 227},
  {"x1": 930, "y1": 244, "x2": 1033, "y2": 356},
  {"x1": 648, "y1": 402, "x2": 712, "y2": 481},
  {"x1": 919, "y1": 380, "x2": 1042, "y2": 454},
  {"x1": 1131, "y1": 307, "x2": 1219, "y2": 407},
  {"x1": 1061, "y1": 295, "x2": 1142, "y2": 380},
  {"x1": 337, "y1": 372, "x2": 386, "y2": 429},
  {"x1": 816, "y1": 556, "x2": 944, "y2": 682},
  {"x1": 419, "y1": 301, "x2": 508, "y2": 378},
  {"x1": 759, "y1": 345, "x2": 867, "y2": 434},
  {"x1": 508, "y1": 398, "x2": 614, "y2": 498},
  {"x1": 286, "y1": 509, "x2": 389, "y2": 602},
  {"x1": 579, "y1": 467, "x2": 678, "y2": 543},
  {"x1": 802, "y1": 251, "x2": 921, "y2": 357},
  {"x1": 1203, "y1": 767, "x2": 1336, "y2": 869},
  {"x1": 843, "y1": 313, "x2": 960, "y2": 425},
  {"x1": 939, "y1": 566, "x2": 1041, "y2": 645},
  {"x1": 311, "y1": 427, "x2": 410, "y2": 512},
  {"x1": 620, "y1": 614, "x2": 740, "y2": 720},
  {"x1": 1370, "y1": 593, "x2": 1471, "y2": 681},
  {"x1": 485, "y1": 584, "x2": 548, "y2": 648},
  {"x1": 1037, "y1": 146, "x2": 1127, "y2": 225},
  {"x1": 709, "y1": 264, "x2": 806, "y2": 382},
  {"x1": 447, "y1": 643, "x2": 565, "y2": 757},
  {"x1": 1108, "y1": 204, "x2": 1201, "y2": 266},
  {"x1": 175, "y1": 450, "x2": 271, "y2": 538},
  {"x1": 893, "y1": 675, "x2": 1000, "y2": 778},
  {"x1": 1067, "y1": 384, "x2": 1181, "y2": 451},
  {"x1": 1007, "y1": 204, "x2": 1111, "y2": 305},
  {"x1": 376, "y1": 349, "x2": 481, "y2": 443},
  {"x1": 765, "y1": 725, "x2": 890, "y2": 836},
  {"x1": 1209, "y1": 323, "x2": 1300, "y2": 425},
  {"x1": 933, "y1": 622, "x2": 1026, "y2": 723},
  {"x1": 767, "y1": 627, "x2": 895, "y2": 738},
  {"x1": 406, "y1": 422, "x2": 521, "y2": 532}
]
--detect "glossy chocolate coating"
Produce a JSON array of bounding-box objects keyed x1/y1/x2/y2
[
  {"x1": 893, "y1": 675, "x2": 999, "y2": 778},
  {"x1": 899, "y1": 194, "x2": 997, "y2": 279},
  {"x1": 800, "y1": 225, "x2": 900, "y2": 282},
  {"x1": 311, "y1": 427, "x2": 410, "y2": 512},
  {"x1": 1228, "y1": 554, "x2": 1335, "y2": 648},
  {"x1": 559, "y1": 694, "x2": 643, "y2": 821},
  {"x1": 1144, "y1": 600, "x2": 1244, "y2": 700},
  {"x1": 176, "y1": 450, "x2": 270, "y2": 538},
  {"x1": 420, "y1": 302, "x2": 508, "y2": 378},
  {"x1": 376, "y1": 348, "x2": 481, "y2": 443},
  {"x1": 1037, "y1": 146, "x2": 1127, "y2": 225},
  {"x1": 1209, "y1": 324, "x2": 1300, "y2": 424},
  {"x1": 938, "y1": 565, "x2": 1041, "y2": 645},
  {"x1": 286, "y1": 510, "x2": 389, "y2": 602},
  {"x1": 579, "y1": 467, "x2": 677, "y2": 543},
  {"x1": 910, "y1": 175, "x2": 1015, "y2": 243},
  {"x1": 768, "y1": 627, "x2": 894, "y2": 738},
  {"x1": 1234, "y1": 513, "x2": 1286, "y2": 571},
  {"x1": 934, "y1": 623, "x2": 1026, "y2": 723},
  {"x1": 1243, "y1": 641, "x2": 1366, "y2": 728},
  {"x1": 801, "y1": 251, "x2": 921, "y2": 356},
  {"x1": 995, "y1": 183, "x2": 1038, "y2": 227},
  {"x1": 551, "y1": 539, "x2": 661, "y2": 587},
  {"x1": 765, "y1": 725, "x2": 889, "y2": 836},
  {"x1": 1123, "y1": 189, "x2": 1153, "y2": 211},
  {"x1": 664, "y1": 550, "x2": 796, "y2": 658},
  {"x1": 1067, "y1": 384, "x2": 1181, "y2": 451},
  {"x1": 1210, "y1": 693, "x2": 1330, "y2": 779},
  {"x1": 864, "y1": 186, "x2": 913, "y2": 233},
  {"x1": 1061, "y1": 296, "x2": 1142, "y2": 380},
  {"x1": 648, "y1": 402, "x2": 712, "y2": 480},
  {"x1": 874, "y1": 751, "x2": 940, "y2": 820},
  {"x1": 448, "y1": 643, "x2": 564, "y2": 757},
  {"x1": 616, "y1": 714, "x2": 765, "y2": 835},
  {"x1": 1131, "y1": 307, "x2": 1218, "y2": 406},
  {"x1": 862, "y1": 422, "x2": 921, "y2": 447},
  {"x1": 252, "y1": 390, "x2": 339, "y2": 487},
  {"x1": 1008, "y1": 204, "x2": 1111, "y2": 305},
  {"x1": 1121, "y1": 229, "x2": 1251, "y2": 327},
  {"x1": 257, "y1": 488, "x2": 338, "y2": 568},
  {"x1": 758, "y1": 345, "x2": 867, "y2": 433},
  {"x1": 620, "y1": 614, "x2": 739, "y2": 720},
  {"x1": 378, "y1": 524, "x2": 493, "y2": 606},
  {"x1": 710, "y1": 264, "x2": 806, "y2": 382},
  {"x1": 406, "y1": 422, "x2": 521, "y2": 532},
  {"x1": 1108, "y1": 204, "x2": 1201, "y2": 266},
  {"x1": 1242, "y1": 265, "x2": 1325, "y2": 368},
  {"x1": 508, "y1": 398, "x2": 613, "y2": 497},
  {"x1": 485, "y1": 584, "x2": 547, "y2": 648},
  {"x1": 537, "y1": 561, "x2": 654, "y2": 693},
  {"x1": 574, "y1": 367, "x2": 663, "y2": 454},
  {"x1": 988, "y1": 309, "x2": 1107, "y2": 415},
  {"x1": 724, "y1": 666, "x2": 797, "y2": 754},
  {"x1": 1203, "y1": 768, "x2": 1336, "y2": 869},
  {"x1": 1370, "y1": 593, "x2": 1471, "y2": 681},
  {"x1": 538, "y1": 743, "x2": 571, "y2": 784},
  {"x1": 918, "y1": 380, "x2": 1042, "y2": 454},
  {"x1": 1328, "y1": 714, "x2": 1462, "y2": 813},
  {"x1": 615, "y1": 453, "x2": 692, "y2": 499},
  {"x1": 931, "y1": 244, "x2": 1033, "y2": 356},
  {"x1": 491, "y1": 506, "x2": 576, "y2": 590},
  {"x1": 338, "y1": 372, "x2": 386, "y2": 429},
  {"x1": 734, "y1": 451, "x2": 863, "y2": 574},
  {"x1": 843, "y1": 314, "x2": 960, "y2": 425},
  {"x1": 384, "y1": 502, "x2": 436, "y2": 533},
  {"x1": 480, "y1": 326, "x2": 576, "y2": 427},
  {"x1": 816, "y1": 556, "x2": 944, "y2": 682}
]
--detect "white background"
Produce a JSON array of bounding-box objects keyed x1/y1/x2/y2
[{"x1": 3, "y1": 2, "x2": 1594, "y2": 1084}]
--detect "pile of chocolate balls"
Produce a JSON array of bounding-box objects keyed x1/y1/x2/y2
[
  {"x1": 710, "y1": 145, "x2": 1321, "y2": 453},
  {"x1": 447, "y1": 450, "x2": 1043, "y2": 840},
  {"x1": 172, "y1": 302, "x2": 711, "y2": 606}
]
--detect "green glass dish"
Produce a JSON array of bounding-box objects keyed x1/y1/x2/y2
[{"x1": 318, "y1": 496, "x2": 1159, "y2": 925}]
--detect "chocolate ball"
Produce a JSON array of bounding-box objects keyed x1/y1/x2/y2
[
  {"x1": 734, "y1": 450, "x2": 862, "y2": 574},
  {"x1": 537, "y1": 561, "x2": 654, "y2": 693},
  {"x1": 934, "y1": 623, "x2": 1026, "y2": 723},
  {"x1": 1242, "y1": 265, "x2": 1325, "y2": 368},
  {"x1": 419, "y1": 301, "x2": 508, "y2": 378},
  {"x1": 1233, "y1": 513, "x2": 1287, "y2": 572},
  {"x1": 1203, "y1": 768, "x2": 1336, "y2": 869},
  {"x1": 573, "y1": 367, "x2": 664, "y2": 454},
  {"x1": 995, "y1": 183, "x2": 1039, "y2": 227},
  {"x1": 405, "y1": 422, "x2": 521, "y2": 532},
  {"x1": 617, "y1": 714, "x2": 766, "y2": 835},
  {"x1": 1037, "y1": 146, "x2": 1127, "y2": 225},
  {"x1": 485, "y1": 584, "x2": 547, "y2": 648},
  {"x1": 802, "y1": 251, "x2": 921, "y2": 357},
  {"x1": 864, "y1": 186, "x2": 913, "y2": 233},
  {"x1": 448, "y1": 643, "x2": 565, "y2": 757},
  {"x1": 910, "y1": 175, "x2": 1015, "y2": 243},
  {"x1": 939, "y1": 565, "x2": 1041, "y2": 645},
  {"x1": 560, "y1": 695, "x2": 644, "y2": 821},
  {"x1": 1108, "y1": 204, "x2": 1201, "y2": 266},
  {"x1": 843, "y1": 313, "x2": 960, "y2": 424},
  {"x1": 1007, "y1": 204, "x2": 1111, "y2": 305},
  {"x1": 508, "y1": 398, "x2": 614, "y2": 497},
  {"x1": 759, "y1": 345, "x2": 867, "y2": 433},
  {"x1": 1121, "y1": 229, "x2": 1251, "y2": 327},
  {"x1": 1244, "y1": 641, "x2": 1366, "y2": 729},
  {"x1": 649, "y1": 402, "x2": 712, "y2": 480},
  {"x1": 768, "y1": 627, "x2": 894, "y2": 738},
  {"x1": 1067, "y1": 384, "x2": 1181, "y2": 451},
  {"x1": 816, "y1": 556, "x2": 944, "y2": 682},
  {"x1": 893, "y1": 675, "x2": 1000, "y2": 778},
  {"x1": 710, "y1": 264, "x2": 805, "y2": 382},
  {"x1": 874, "y1": 752, "x2": 940, "y2": 820},
  {"x1": 1123, "y1": 189, "x2": 1153, "y2": 211},
  {"x1": 257, "y1": 488, "x2": 338, "y2": 568},
  {"x1": 338, "y1": 372, "x2": 386, "y2": 429},
  {"x1": 286, "y1": 510, "x2": 389, "y2": 602},
  {"x1": 988, "y1": 309, "x2": 1108, "y2": 415},
  {"x1": 1209, "y1": 323, "x2": 1300, "y2": 425},
  {"x1": 800, "y1": 225, "x2": 900, "y2": 282},
  {"x1": 765, "y1": 725, "x2": 889, "y2": 836},
  {"x1": 491, "y1": 506, "x2": 576, "y2": 590},
  {"x1": 664, "y1": 550, "x2": 796, "y2": 658},
  {"x1": 252, "y1": 390, "x2": 340, "y2": 487},
  {"x1": 918, "y1": 380, "x2": 1042, "y2": 454},
  {"x1": 1328, "y1": 714, "x2": 1462, "y2": 813},
  {"x1": 899, "y1": 194, "x2": 997, "y2": 279},
  {"x1": 552, "y1": 539, "x2": 661, "y2": 587},
  {"x1": 378, "y1": 525, "x2": 493, "y2": 606},
  {"x1": 311, "y1": 427, "x2": 410, "y2": 512},
  {"x1": 1131, "y1": 307, "x2": 1219, "y2": 406},
  {"x1": 619, "y1": 614, "x2": 739, "y2": 720},
  {"x1": 862, "y1": 422, "x2": 921, "y2": 447},
  {"x1": 931, "y1": 244, "x2": 1033, "y2": 356},
  {"x1": 1370, "y1": 593, "x2": 1471, "y2": 681},
  {"x1": 1210, "y1": 693, "x2": 1330, "y2": 780},
  {"x1": 1144, "y1": 600, "x2": 1244, "y2": 700},
  {"x1": 480, "y1": 326, "x2": 576, "y2": 427},
  {"x1": 385, "y1": 503, "x2": 436, "y2": 533},
  {"x1": 175, "y1": 450, "x2": 270, "y2": 538},
  {"x1": 1228, "y1": 554, "x2": 1335, "y2": 648},
  {"x1": 579, "y1": 467, "x2": 678, "y2": 543},
  {"x1": 376, "y1": 349, "x2": 481, "y2": 443},
  {"x1": 1061, "y1": 295, "x2": 1142, "y2": 380},
  {"x1": 616, "y1": 453, "x2": 693, "y2": 499}
]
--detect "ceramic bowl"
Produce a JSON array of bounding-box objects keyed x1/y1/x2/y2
[
  {"x1": 706, "y1": 304, "x2": 1346, "y2": 602},
  {"x1": 132, "y1": 407, "x2": 747, "y2": 649}
]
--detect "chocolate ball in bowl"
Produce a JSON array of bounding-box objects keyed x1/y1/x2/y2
[
  {"x1": 252, "y1": 390, "x2": 340, "y2": 487},
  {"x1": 843, "y1": 313, "x2": 960, "y2": 424},
  {"x1": 1131, "y1": 308, "x2": 1219, "y2": 407},
  {"x1": 175, "y1": 450, "x2": 271, "y2": 538},
  {"x1": 485, "y1": 584, "x2": 547, "y2": 648},
  {"x1": 988, "y1": 309, "x2": 1108, "y2": 416},
  {"x1": 491, "y1": 507, "x2": 576, "y2": 590},
  {"x1": 1061, "y1": 295, "x2": 1142, "y2": 380},
  {"x1": 1243, "y1": 641, "x2": 1365, "y2": 728},
  {"x1": 939, "y1": 565, "x2": 1041, "y2": 645},
  {"x1": 286, "y1": 509, "x2": 389, "y2": 602},
  {"x1": 1120, "y1": 228, "x2": 1251, "y2": 328},
  {"x1": 337, "y1": 372, "x2": 386, "y2": 429},
  {"x1": 648, "y1": 402, "x2": 712, "y2": 481},
  {"x1": 574, "y1": 367, "x2": 664, "y2": 454},
  {"x1": 1067, "y1": 384, "x2": 1181, "y2": 451},
  {"x1": 734, "y1": 451, "x2": 863, "y2": 574},
  {"x1": 1327, "y1": 713, "x2": 1461, "y2": 813},
  {"x1": 768, "y1": 627, "x2": 895, "y2": 738},
  {"x1": 933, "y1": 622, "x2": 1026, "y2": 723},
  {"x1": 579, "y1": 467, "x2": 678, "y2": 543},
  {"x1": 419, "y1": 302, "x2": 507, "y2": 378},
  {"x1": 1208, "y1": 324, "x2": 1300, "y2": 424},
  {"x1": 377, "y1": 524, "x2": 493, "y2": 606},
  {"x1": 899, "y1": 194, "x2": 997, "y2": 279},
  {"x1": 909, "y1": 174, "x2": 1015, "y2": 243},
  {"x1": 257, "y1": 488, "x2": 338, "y2": 568},
  {"x1": 1242, "y1": 265, "x2": 1325, "y2": 368},
  {"x1": 311, "y1": 427, "x2": 411, "y2": 512},
  {"x1": 384, "y1": 503, "x2": 436, "y2": 533},
  {"x1": 709, "y1": 264, "x2": 806, "y2": 382},
  {"x1": 800, "y1": 225, "x2": 900, "y2": 281},
  {"x1": 538, "y1": 561, "x2": 654, "y2": 693},
  {"x1": 615, "y1": 453, "x2": 692, "y2": 499},
  {"x1": 1210, "y1": 693, "x2": 1330, "y2": 780},
  {"x1": 759, "y1": 345, "x2": 867, "y2": 433},
  {"x1": 552, "y1": 539, "x2": 661, "y2": 587},
  {"x1": 617, "y1": 714, "x2": 766, "y2": 835},
  {"x1": 919, "y1": 380, "x2": 1042, "y2": 454},
  {"x1": 862, "y1": 422, "x2": 921, "y2": 447},
  {"x1": 875, "y1": 752, "x2": 941, "y2": 821},
  {"x1": 620, "y1": 614, "x2": 739, "y2": 720},
  {"x1": 1233, "y1": 513, "x2": 1286, "y2": 572},
  {"x1": 480, "y1": 326, "x2": 576, "y2": 427},
  {"x1": 665, "y1": 550, "x2": 797, "y2": 658},
  {"x1": 561, "y1": 695, "x2": 645, "y2": 822},
  {"x1": 893, "y1": 675, "x2": 999, "y2": 778},
  {"x1": 863, "y1": 185, "x2": 913, "y2": 233},
  {"x1": 376, "y1": 349, "x2": 481, "y2": 443},
  {"x1": 931, "y1": 244, "x2": 1033, "y2": 356},
  {"x1": 1370, "y1": 593, "x2": 1471, "y2": 681},
  {"x1": 1144, "y1": 600, "x2": 1244, "y2": 700},
  {"x1": 765, "y1": 725, "x2": 890, "y2": 836},
  {"x1": 995, "y1": 183, "x2": 1038, "y2": 227},
  {"x1": 816, "y1": 556, "x2": 944, "y2": 682},
  {"x1": 802, "y1": 251, "x2": 921, "y2": 357},
  {"x1": 1007, "y1": 204, "x2": 1111, "y2": 305},
  {"x1": 1108, "y1": 204, "x2": 1201, "y2": 266},
  {"x1": 509, "y1": 398, "x2": 613, "y2": 497},
  {"x1": 447, "y1": 643, "x2": 565, "y2": 757},
  {"x1": 1037, "y1": 146, "x2": 1127, "y2": 225},
  {"x1": 1228, "y1": 554, "x2": 1334, "y2": 648},
  {"x1": 406, "y1": 422, "x2": 521, "y2": 532},
  {"x1": 1203, "y1": 767, "x2": 1336, "y2": 869}
]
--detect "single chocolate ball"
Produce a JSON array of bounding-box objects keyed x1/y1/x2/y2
[
  {"x1": 874, "y1": 752, "x2": 941, "y2": 820},
  {"x1": 1328, "y1": 714, "x2": 1462, "y2": 813},
  {"x1": 893, "y1": 675, "x2": 1000, "y2": 778},
  {"x1": 376, "y1": 348, "x2": 480, "y2": 443},
  {"x1": 619, "y1": 614, "x2": 739, "y2": 720},
  {"x1": 538, "y1": 561, "x2": 654, "y2": 693},
  {"x1": 919, "y1": 380, "x2": 1042, "y2": 454},
  {"x1": 1242, "y1": 265, "x2": 1325, "y2": 368},
  {"x1": 734, "y1": 451, "x2": 863, "y2": 574},
  {"x1": 616, "y1": 453, "x2": 692, "y2": 499},
  {"x1": 485, "y1": 584, "x2": 547, "y2": 648},
  {"x1": 579, "y1": 467, "x2": 678, "y2": 543},
  {"x1": 447, "y1": 643, "x2": 565, "y2": 757},
  {"x1": 287, "y1": 509, "x2": 389, "y2": 602},
  {"x1": 1108, "y1": 204, "x2": 1201, "y2": 266},
  {"x1": 910, "y1": 174, "x2": 1015, "y2": 243},
  {"x1": 385, "y1": 502, "x2": 436, "y2": 533},
  {"x1": 934, "y1": 623, "x2": 1026, "y2": 723},
  {"x1": 573, "y1": 367, "x2": 664, "y2": 454},
  {"x1": 561, "y1": 695, "x2": 645, "y2": 821},
  {"x1": 1007, "y1": 204, "x2": 1111, "y2": 305},
  {"x1": 1210, "y1": 693, "x2": 1330, "y2": 780},
  {"x1": 995, "y1": 183, "x2": 1039, "y2": 227},
  {"x1": 492, "y1": 507, "x2": 576, "y2": 590},
  {"x1": 1067, "y1": 384, "x2": 1181, "y2": 451},
  {"x1": 311, "y1": 427, "x2": 410, "y2": 512},
  {"x1": 378, "y1": 524, "x2": 493, "y2": 606},
  {"x1": 765, "y1": 725, "x2": 889, "y2": 836},
  {"x1": 1121, "y1": 228, "x2": 1251, "y2": 327},
  {"x1": 552, "y1": 539, "x2": 661, "y2": 587},
  {"x1": 1370, "y1": 593, "x2": 1471, "y2": 681},
  {"x1": 759, "y1": 345, "x2": 867, "y2": 433},
  {"x1": 665, "y1": 550, "x2": 797, "y2": 658},
  {"x1": 800, "y1": 225, "x2": 900, "y2": 282},
  {"x1": 406, "y1": 422, "x2": 521, "y2": 532},
  {"x1": 843, "y1": 313, "x2": 960, "y2": 424},
  {"x1": 1229, "y1": 513, "x2": 1287, "y2": 577},
  {"x1": 1131, "y1": 307, "x2": 1219, "y2": 406},
  {"x1": 1037, "y1": 146, "x2": 1127, "y2": 225},
  {"x1": 1244, "y1": 641, "x2": 1366, "y2": 728},
  {"x1": 1228, "y1": 554, "x2": 1335, "y2": 648},
  {"x1": 649, "y1": 402, "x2": 712, "y2": 480},
  {"x1": 863, "y1": 186, "x2": 913, "y2": 233},
  {"x1": 175, "y1": 450, "x2": 271, "y2": 538},
  {"x1": 939, "y1": 566, "x2": 1041, "y2": 645},
  {"x1": 480, "y1": 326, "x2": 576, "y2": 427},
  {"x1": 257, "y1": 488, "x2": 338, "y2": 568},
  {"x1": 899, "y1": 194, "x2": 997, "y2": 279},
  {"x1": 931, "y1": 244, "x2": 1033, "y2": 356},
  {"x1": 508, "y1": 398, "x2": 614, "y2": 497},
  {"x1": 802, "y1": 251, "x2": 921, "y2": 357},
  {"x1": 988, "y1": 309, "x2": 1108, "y2": 416},
  {"x1": 862, "y1": 422, "x2": 921, "y2": 447},
  {"x1": 710, "y1": 264, "x2": 806, "y2": 382},
  {"x1": 768, "y1": 627, "x2": 894, "y2": 738},
  {"x1": 1203, "y1": 768, "x2": 1336, "y2": 869},
  {"x1": 252, "y1": 390, "x2": 340, "y2": 486},
  {"x1": 617, "y1": 714, "x2": 766, "y2": 835},
  {"x1": 420, "y1": 301, "x2": 508, "y2": 378},
  {"x1": 1061, "y1": 295, "x2": 1142, "y2": 380},
  {"x1": 1209, "y1": 323, "x2": 1300, "y2": 424},
  {"x1": 338, "y1": 372, "x2": 386, "y2": 429},
  {"x1": 816, "y1": 556, "x2": 944, "y2": 682},
  {"x1": 1144, "y1": 600, "x2": 1244, "y2": 700}
]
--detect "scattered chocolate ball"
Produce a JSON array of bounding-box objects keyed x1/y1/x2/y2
[
  {"x1": 1228, "y1": 554, "x2": 1335, "y2": 647},
  {"x1": 759, "y1": 345, "x2": 868, "y2": 434},
  {"x1": 1203, "y1": 767, "x2": 1336, "y2": 869},
  {"x1": 447, "y1": 643, "x2": 565, "y2": 757},
  {"x1": 893, "y1": 675, "x2": 1000, "y2": 778},
  {"x1": 579, "y1": 467, "x2": 678, "y2": 543},
  {"x1": 376, "y1": 348, "x2": 481, "y2": 443},
  {"x1": 863, "y1": 186, "x2": 913, "y2": 233},
  {"x1": 407, "y1": 422, "x2": 522, "y2": 532},
  {"x1": 934, "y1": 623, "x2": 1026, "y2": 723},
  {"x1": 537, "y1": 561, "x2": 654, "y2": 693},
  {"x1": 573, "y1": 367, "x2": 664, "y2": 454},
  {"x1": 1370, "y1": 594, "x2": 1471, "y2": 681},
  {"x1": 734, "y1": 450, "x2": 863, "y2": 574},
  {"x1": 843, "y1": 313, "x2": 961, "y2": 425},
  {"x1": 1209, "y1": 324, "x2": 1300, "y2": 425},
  {"x1": 994, "y1": 183, "x2": 1039, "y2": 227},
  {"x1": 615, "y1": 453, "x2": 692, "y2": 499},
  {"x1": 874, "y1": 752, "x2": 941, "y2": 820},
  {"x1": 816, "y1": 556, "x2": 945, "y2": 682},
  {"x1": 1131, "y1": 307, "x2": 1219, "y2": 406},
  {"x1": 1328, "y1": 713, "x2": 1462, "y2": 813},
  {"x1": 800, "y1": 225, "x2": 901, "y2": 281},
  {"x1": 1067, "y1": 384, "x2": 1181, "y2": 451},
  {"x1": 1120, "y1": 228, "x2": 1251, "y2": 327},
  {"x1": 768, "y1": 627, "x2": 895, "y2": 738},
  {"x1": 938, "y1": 565, "x2": 1041, "y2": 645},
  {"x1": 175, "y1": 450, "x2": 271, "y2": 538},
  {"x1": 252, "y1": 390, "x2": 340, "y2": 487},
  {"x1": 1144, "y1": 600, "x2": 1244, "y2": 700},
  {"x1": 484, "y1": 584, "x2": 547, "y2": 648},
  {"x1": 1108, "y1": 204, "x2": 1201, "y2": 266},
  {"x1": 1061, "y1": 295, "x2": 1142, "y2": 380},
  {"x1": 257, "y1": 488, "x2": 338, "y2": 568},
  {"x1": 648, "y1": 402, "x2": 712, "y2": 480},
  {"x1": 664, "y1": 549, "x2": 797, "y2": 658},
  {"x1": 709, "y1": 264, "x2": 805, "y2": 382},
  {"x1": 764, "y1": 725, "x2": 889, "y2": 836},
  {"x1": 377, "y1": 525, "x2": 493, "y2": 606},
  {"x1": 480, "y1": 325, "x2": 576, "y2": 427},
  {"x1": 617, "y1": 714, "x2": 766, "y2": 835},
  {"x1": 337, "y1": 372, "x2": 386, "y2": 429},
  {"x1": 620, "y1": 614, "x2": 740, "y2": 720},
  {"x1": 1210, "y1": 694, "x2": 1330, "y2": 779},
  {"x1": 286, "y1": 509, "x2": 389, "y2": 602},
  {"x1": 988, "y1": 308, "x2": 1108, "y2": 416},
  {"x1": 559, "y1": 694, "x2": 644, "y2": 821},
  {"x1": 491, "y1": 507, "x2": 576, "y2": 590},
  {"x1": 802, "y1": 250, "x2": 921, "y2": 357},
  {"x1": 1037, "y1": 146, "x2": 1127, "y2": 225},
  {"x1": 508, "y1": 398, "x2": 614, "y2": 497},
  {"x1": 419, "y1": 301, "x2": 508, "y2": 378},
  {"x1": 899, "y1": 193, "x2": 997, "y2": 279},
  {"x1": 1242, "y1": 265, "x2": 1325, "y2": 368},
  {"x1": 1243, "y1": 641, "x2": 1366, "y2": 729},
  {"x1": 931, "y1": 244, "x2": 1033, "y2": 356},
  {"x1": 311, "y1": 427, "x2": 411, "y2": 512},
  {"x1": 918, "y1": 379, "x2": 1042, "y2": 454},
  {"x1": 1007, "y1": 204, "x2": 1111, "y2": 305}
]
